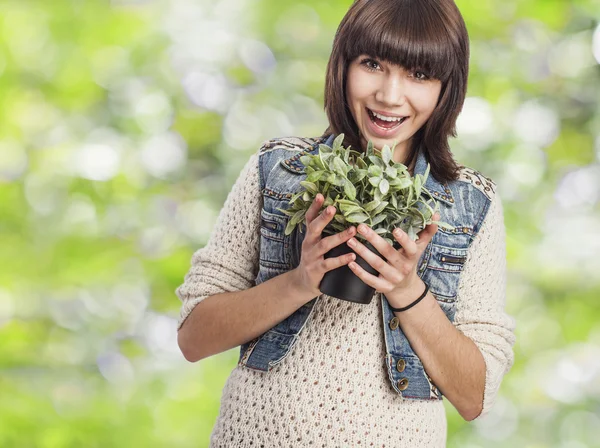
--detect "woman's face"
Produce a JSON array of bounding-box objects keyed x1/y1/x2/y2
[{"x1": 345, "y1": 55, "x2": 442, "y2": 165}]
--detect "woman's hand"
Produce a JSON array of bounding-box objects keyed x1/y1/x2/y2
[
  {"x1": 345, "y1": 214, "x2": 441, "y2": 307},
  {"x1": 291, "y1": 194, "x2": 358, "y2": 299}
]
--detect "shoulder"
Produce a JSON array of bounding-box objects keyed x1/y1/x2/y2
[
  {"x1": 258, "y1": 135, "x2": 328, "y2": 154},
  {"x1": 453, "y1": 164, "x2": 497, "y2": 202}
]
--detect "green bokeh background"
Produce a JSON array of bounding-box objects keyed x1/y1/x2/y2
[{"x1": 1, "y1": 0, "x2": 599, "y2": 446}]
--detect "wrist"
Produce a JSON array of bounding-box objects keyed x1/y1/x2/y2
[
  {"x1": 288, "y1": 268, "x2": 319, "y2": 304},
  {"x1": 387, "y1": 277, "x2": 427, "y2": 309}
]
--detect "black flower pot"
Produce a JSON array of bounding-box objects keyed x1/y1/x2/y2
[{"x1": 319, "y1": 234, "x2": 400, "y2": 304}]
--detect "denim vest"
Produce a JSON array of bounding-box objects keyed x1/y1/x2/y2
[{"x1": 237, "y1": 133, "x2": 494, "y2": 400}]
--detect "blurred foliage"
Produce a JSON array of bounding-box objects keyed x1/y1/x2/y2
[{"x1": 0, "y1": 0, "x2": 599, "y2": 446}]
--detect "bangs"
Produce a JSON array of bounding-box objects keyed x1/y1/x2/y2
[{"x1": 342, "y1": 0, "x2": 458, "y2": 81}]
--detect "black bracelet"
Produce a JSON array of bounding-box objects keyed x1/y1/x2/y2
[{"x1": 389, "y1": 283, "x2": 430, "y2": 312}]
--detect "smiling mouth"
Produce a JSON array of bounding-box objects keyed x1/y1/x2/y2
[{"x1": 366, "y1": 108, "x2": 407, "y2": 130}]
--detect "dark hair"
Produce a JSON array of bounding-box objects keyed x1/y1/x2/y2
[{"x1": 323, "y1": 0, "x2": 469, "y2": 183}]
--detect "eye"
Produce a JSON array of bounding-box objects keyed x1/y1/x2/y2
[
  {"x1": 360, "y1": 58, "x2": 381, "y2": 72},
  {"x1": 414, "y1": 70, "x2": 430, "y2": 81}
]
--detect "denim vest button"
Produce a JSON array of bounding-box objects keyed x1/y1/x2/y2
[
  {"x1": 396, "y1": 358, "x2": 406, "y2": 373},
  {"x1": 397, "y1": 378, "x2": 409, "y2": 391},
  {"x1": 389, "y1": 317, "x2": 399, "y2": 330}
]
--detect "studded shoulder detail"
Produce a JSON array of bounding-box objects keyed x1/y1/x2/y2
[
  {"x1": 258, "y1": 136, "x2": 327, "y2": 154},
  {"x1": 456, "y1": 166, "x2": 496, "y2": 201}
]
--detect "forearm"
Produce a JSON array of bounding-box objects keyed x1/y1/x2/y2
[
  {"x1": 394, "y1": 282, "x2": 486, "y2": 421},
  {"x1": 177, "y1": 269, "x2": 314, "y2": 363}
]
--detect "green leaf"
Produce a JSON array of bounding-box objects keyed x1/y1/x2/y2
[
  {"x1": 415, "y1": 175, "x2": 422, "y2": 197},
  {"x1": 343, "y1": 179, "x2": 356, "y2": 200},
  {"x1": 364, "y1": 199, "x2": 380, "y2": 212},
  {"x1": 423, "y1": 163, "x2": 431, "y2": 184},
  {"x1": 291, "y1": 209, "x2": 305, "y2": 226},
  {"x1": 314, "y1": 156, "x2": 326, "y2": 170},
  {"x1": 390, "y1": 194, "x2": 398, "y2": 209},
  {"x1": 276, "y1": 207, "x2": 295, "y2": 217},
  {"x1": 368, "y1": 177, "x2": 381, "y2": 187},
  {"x1": 334, "y1": 174, "x2": 346, "y2": 186},
  {"x1": 356, "y1": 157, "x2": 368, "y2": 169},
  {"x1": 374, "y1": 187, "x2": 383, "y2": 202},
  {"x1": 382, "y1": 145, "x2": 392, "y2": 164},
  {"x1": 385, "y1": 166, "x2": 397, "y2": 178},
  {"x1": 373, "y1": 200, "x2": 389, "y2": 215},
  {"x1": 333, "y1": 213, "x2": 347, "y2": 224},
  {"x1": 306, "y1": 170, "x2": 324, "y2": 182},
  {"x1": 285, "y1": 219, "x2": 296, "y2": 235},
  {"x1": 333, "y1": 156, "x2": 347, "y2": 175},
  {"x1": 434, "y1": 220, "x2": 455, "y2": 230},
  {"x1": 368, "y1": 165, "x2": 383, "y2": 177},
  {"x1": 289, "y1": 191, "x2": 304, "y2": 203},
  {"x1": 343, "y1": 147, "x2": 350, "y2": 164},
  {"x1": 372, "y1": 213, "x2": 387, "y2": 226},
  {"x1": 374, "y1": 226, "x2": 387, "y2": 235},
  {"x1": 379, "y1": 178, "x2": 390, "y2": 195},
  {"x1": 300, "y1": 180, "x2": 318, "y2": 194},
  {"x1": 395, "y1": 163, "x2": 409, "y2": 174},
  {"x1": 322, "y1": 150, "x2": 334, "y2": 160},
  {"x1": 408, "y1": 225, "x2": 418, "y2": 241},
  {"x1": 346, "y1": 212, "x2": 370, "y2": 223},
  {"x1": 351, "y1": 169, "x2": 367, "y2": 183},
  {"x1": 341, "y1": 205, "x2": 363, "y2": 215},
  {"x1": 420, "y1": 198, "x2": 435, "y2": 215},
  {"x1": 368, "y1": 155, "x2": 384, "y2": 167},
  {"x1": 300, "y1": 155, "x2": 313, "y2": 167},
  {"x1": 333, "y1": 133, "x2": 345, "y2": 151},
  {"x1": 413, "y1": 208, "x2": 426, "y2": 229},
  {"x1": 390, "y1": 176, "x2": 413, "y2": 189}
]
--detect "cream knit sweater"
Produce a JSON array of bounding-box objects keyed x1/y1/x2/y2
[{"x1": 176, "y1": 145, "x2": 516, "y2": 447}]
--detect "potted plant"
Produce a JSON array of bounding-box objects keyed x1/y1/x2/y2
[{"x1": 278, "y1": 134, "x2": 454, "y2": 304}]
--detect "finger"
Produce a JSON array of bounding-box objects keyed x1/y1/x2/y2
[
  {"x1": 317, "y1": 226, "x2": 356, "y2": 256},
  {"x1": 346, "y1": 235, "x2": 401, "y2": 282},
  {"x1": 321, "y1": 251, "x2": 356, "y2": 273},
  {"x1": 304, "y1": 194, "x2": 324, "y2": 226},
  {"x1": 348, "y1": 260, "x2": 394, "y2": 292},
  {"x1": 355, "y1": 224, "x2": 401, "y2": 266},
  {"x1": 392, "y1": 227, "x2": 418, "y2": 258},
  {"x1": 308, "y1": 205, "x2": 336, "y2": 239}
]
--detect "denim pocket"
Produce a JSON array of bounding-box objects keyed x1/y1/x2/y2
[
  {"x1": 421, "y1": 243, "x2": 468, "y2": 302},
  {"x1": 259, "y1": 208, "x2": 292, "y2": 269}
]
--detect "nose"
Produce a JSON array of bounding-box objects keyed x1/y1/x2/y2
[{"x1": 374, "y1": 73, "x2": 406, "y2": 107}]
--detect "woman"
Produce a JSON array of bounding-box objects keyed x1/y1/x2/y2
[{"x1": 176, "y1": 0, "x2": 515, "y2": 446}]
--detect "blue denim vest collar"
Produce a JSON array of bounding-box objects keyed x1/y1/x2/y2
[{"x1": 238, "y1": 133, "x2": 493, "y2": 401}]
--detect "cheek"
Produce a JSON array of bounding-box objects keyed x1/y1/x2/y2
[
  {"x1": 415, "y1": 86, "x2": 441, "y2": 118},
  {"x1": 346, "y1": 70, "x2": 370, "y2": 100}
]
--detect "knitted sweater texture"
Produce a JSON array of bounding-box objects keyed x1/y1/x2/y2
[{"x1": 176, "y1": 148, "x2": 516, "y2": 447}]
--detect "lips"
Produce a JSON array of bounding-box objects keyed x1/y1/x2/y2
[
  {"x1": 367, "y1": 108, "x2": 406, "y2": 120},
  {"x1": 365, "y1": 107, "x2": 408, "y2": 137},
  {"x1": 367, "y1": 108, "x2": 407, "y2": 125}
]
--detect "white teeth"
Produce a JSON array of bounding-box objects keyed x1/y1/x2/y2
[{"x1": 370, "y1": 109, "x2": 403, "y2": 122}]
